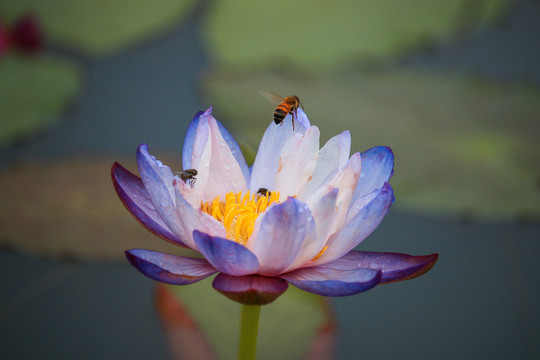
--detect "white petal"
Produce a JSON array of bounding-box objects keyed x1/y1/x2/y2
[
  {"x1": 173, "y1": 177, "x2": 202, "y2": 209},
  {"x1": 285, "y1": 186, "x2": 339, "y2": 271},
  {"x1": 274, "y1": 126, "x2": 320, "y2": 200},
  {"x1": 250, "y1": 113, "x2": 310, "y2": 193},
  {"x1": 323, "y1": 152, "x2": 362, "y2": 235},
  {"x1": 299, "y1": 130, "x2": 351, "y2": 199},
  {"x1": 309, "y1": 184, "x2": 394, "y2": 266},
  {"x1": 173, "y1": 180, "x2": 227, "y2": 250},
  {"x1": 247, "y1": 198, "x2": 316, "y2": 276},
  {"x1": 189, "y1": 112, "x2": 247, "y2": 202}
]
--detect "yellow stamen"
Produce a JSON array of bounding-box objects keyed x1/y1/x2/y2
[
  {"x1": 311, "y1": 245, "x2": 329, "y2": 261},
  {"x1": 201, "y1": 190, "x2": 280, "y2": 245}
]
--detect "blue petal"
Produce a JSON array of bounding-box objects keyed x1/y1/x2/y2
[
  {"x1": 182, "y1": 110, "x2": 204, "y2": 169},
  {"x1": 193, "y1": 231, "x2": 259, "y2": 276},
  {"x1": 125, "y1": 249, "x2": 217, "y2": 285},
  {"x1": 324, "y1": 251, "x2": 439, "y2": 284},
  {"x1": 111, "y1": 162, "x2": 185, "y2": 246},
  {"x1": 295, "y1": 108, "x2": 311, "y2": 129},
  {"x1": 136, "y1": 144, "x2": 183, "y2": 238},
  {"x1": 353, "y1": 146, "x2": 394, "y2": 201},
  {"x1": 280, "y1": 267, "x2": 381, "y2": 296}
]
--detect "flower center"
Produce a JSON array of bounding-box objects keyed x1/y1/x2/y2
[{"x1": 201, "y1": 190, "x2": 281, "y2": 245}]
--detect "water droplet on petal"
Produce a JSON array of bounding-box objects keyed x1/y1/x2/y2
[{"x1": 204, "y1": 161, "x2": 210, "y2": 167}]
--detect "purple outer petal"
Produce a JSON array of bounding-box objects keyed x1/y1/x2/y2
[
  {"x1": 323, "y1": 251, "x2": 439, "y2": 284},
  {"x1": 125, "y1": 249, "x2": 217, "y2": 285},
  {"x1": 111, "y1": 163, "x2": 186, "y2": 247},
  {"x1": 182, "y1": 110, "x2": 204, "y2": 170},
  {"x1": 137, "y1": 144, "x2": 185, "y2": 240},
  {"x1": 352, "y1": 146, "x2": 394, "y2": 202},
  {"x1": 212, "y1": 273, "x2": 289, "y2": 305},
  {"x1": 182, "y1": 108, "x2": 251, "y2": 184},
  {"x1": 193, "y1": 230, "x2": 260, "y2": 276},
  {"x1": 280, "y1": 267, "x2": 381, "y2": 297}
]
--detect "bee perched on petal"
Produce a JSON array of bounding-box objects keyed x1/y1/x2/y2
[
  {"x1": 178, "y1": 168, "x2": 197, "y2": 187},
  {"x1": 260, "y1": 91, "x2": 303, "y2": 131}
]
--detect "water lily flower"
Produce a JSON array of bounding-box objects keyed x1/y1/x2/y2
[{"x1": 112, "y1": 107, "x2": 438, "y2": 305}]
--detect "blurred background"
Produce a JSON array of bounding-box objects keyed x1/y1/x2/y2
[{"x1": 0, "y1": 0, "x2": 539, "y2": 359}]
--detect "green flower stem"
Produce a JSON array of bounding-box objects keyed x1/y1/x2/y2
[{"x1": 238, "y1": 304, "x2": 261, "y2": 360}]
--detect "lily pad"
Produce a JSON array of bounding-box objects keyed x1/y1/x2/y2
[
  {"x1": 161, "y1": 280, "x2": 334, "y2": 360},
  {"x1": 0, "y1": 156, "x2": 197, "y2": 261},
  {"x1": 202, "y1": 70, "x2": 540, "y2": 221},
  {"x1": 203, "y1": 0, "x2": 509, "y2": 73},
  {"x1": 0, "y1": 0, "x2": 197, "y2": 56},
  {"x1": 0, "y1": 55, "x2": 81, "y2": 146}
]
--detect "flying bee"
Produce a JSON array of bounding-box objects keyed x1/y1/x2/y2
[
  {"x1": 260, "y1": 91, "x2": 304, "y2": 131},
  {"x1": 257, "y1": 187, "x2": 271, "y2": 197},
  {"x1": 177, "y1": 169, "x2": 198, "y2": 187}
]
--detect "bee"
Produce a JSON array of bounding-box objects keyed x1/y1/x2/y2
[
  {"x1": 257, "y1": 187, "x2": 271, "y2": 197},
  {"x1": 178, "y1": 169, "x2": 198, "y2": 187},
  {"x1": 260, "y1": 92, "x2": 304, "y2": 131}
]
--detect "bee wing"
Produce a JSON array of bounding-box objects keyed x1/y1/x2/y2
[{"x1": 259, "y1": 90, "x2": 285, "y2": 104}]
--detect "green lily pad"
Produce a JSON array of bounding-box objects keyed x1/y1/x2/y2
[
  {"x1": 0, "y1": 55, "x2": 81, "y2": 146},
  {"x1": 202, "y1": 70, "x2": 540, "y2": 221},
  {"x1": 0, "y1": 0, "x2": 197, "y2": 56},
  {"x1": 203, "y1": 0, "x2": 509, "y2": 73},
  {"x1": 163, "y1": 279, "x2": 333, "y2": 360},
  {"x1": 0, "y1": 156, "x2": 197, "y2": 261}
]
